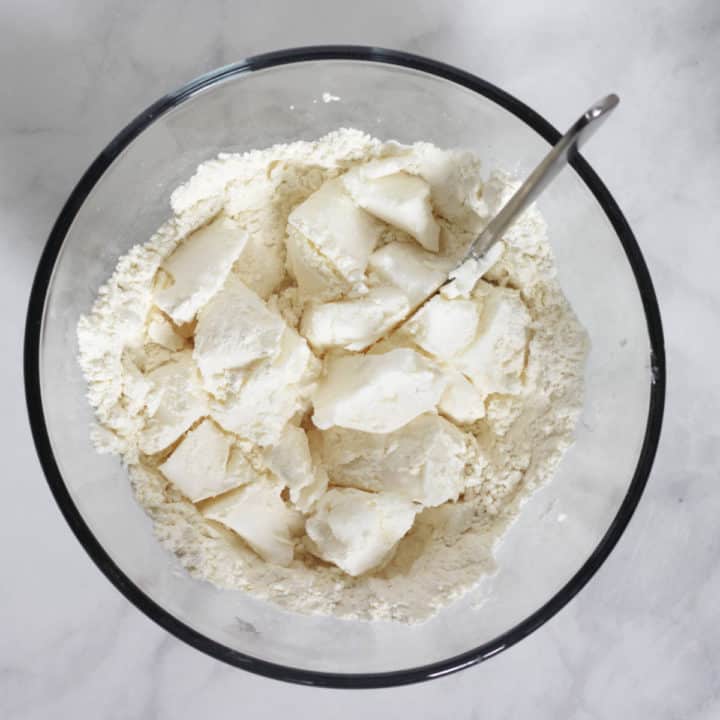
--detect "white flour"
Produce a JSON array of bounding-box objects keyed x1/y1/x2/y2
[{"x1": 77, "y1": 129, "x2": 587, "y2": 622}]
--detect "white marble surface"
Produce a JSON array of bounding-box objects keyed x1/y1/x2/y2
[{"x1": 2, "y1": 0, "x2": 718, "y2": 717}]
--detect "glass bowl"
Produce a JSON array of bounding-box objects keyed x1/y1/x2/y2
[{"x1": 24, "y1": 46, "x2": 665, "y2": 688}]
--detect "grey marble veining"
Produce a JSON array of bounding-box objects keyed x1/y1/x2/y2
[{"x1": 1, "y1": 0, "x2": 719, "y2": 717}]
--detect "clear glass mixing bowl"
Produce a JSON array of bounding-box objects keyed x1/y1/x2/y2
[{"x1": 24, "y1": 47, "x2": 665, "y2": 687}]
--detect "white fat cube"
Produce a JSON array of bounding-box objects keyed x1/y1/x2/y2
[
  {"x1": 402, "y1": 295, "x2": 480, "y2": 361},
  {"x1": 147, "y1": 312, "x2": 185, "y2": 351},
  {"x1": 138, "y1": 351, "x2": 208, "y2": 454},
  {"x1": 263, "y1": 424, "x2": 327, "y2": 511},
  {"x1": 305, "y1": 488, "x2": 417, "y2": 576},
  {"x1": 438, "y1": 371, "x2": 486, "y2": 424},
  {"x1": 406, "y1": 144, "x2": 486, "y2": 227},
  {"x1": 287, "y1": 179, "x2": 381, "y2": 284},
  {"x1": 202, "y1": 480, "x2": 303, "y2": 567},
  {"x1": 194, "y1": 275, "x2": 286, "y2": 393},
  {"x1": 319, "y1": 413, "x2": 470, "y2": 507},
  {"x1": 343, "y1": 169, "x2": 440, "y2": 252},
  {"x1": 456, "y1": 283, "x2": 531, "y2": 396},
  {"x1": 368, "y1": 241, "x2": 450, "y2": 307},
  {"x1": 300, "y1": 286, "x2": 409, "y2": 352},
  {"x1": 285, "y1": 225, "x2": 351, "y2": 302},
  {"x1": 155, "y1": 215, "x2": 248, "y2": 324},
  {"x1": 211, "y1": 329, "x2": 320, "y2": 446},
  {"x1": 312, "y1": 348, "x2": 447, "y2": 433},
  {"x1": 291, "y1": 467, "x2": 329, "y2": 514},
  {"x1": 225, "y1": 446, "x2": 262, "y2": 487},
  {"x1": 159, "y1": 419, "x2": 238, "y2": 502}
]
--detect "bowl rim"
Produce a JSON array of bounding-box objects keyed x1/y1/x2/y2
[{"x1": 23, "y1": 45, "x2": 666, "y2": 689}]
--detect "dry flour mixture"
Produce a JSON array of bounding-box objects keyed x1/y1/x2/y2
[{"x1": 77, "y1": 129, "x2": 587, "y2": 622}]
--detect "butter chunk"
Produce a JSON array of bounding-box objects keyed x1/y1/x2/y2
[
  {"x1": 340, "y1": 147, "x2": 485, "y2": 227},
  {"x1": 438, "y1": 371, "x2": 486, "y2": 424},
  {"x1": 263, "y1": 424, "x2": 328, "y2": 512},
  {"x1": 155, "y1": 215, "x2": 248, "y2": 324},
  {"x1": 194, "y1": 275, "x2": 285, "y2": 394},
  {"x1": 402, "y1": 295, "x2": 480, "y2": 362},
  {"x1": 292, "y1": 466, "x2": 329, "y2": 514},
  {"x1": 139, "y1": 351, "x2": 208, "y2": 454},
  {"x1": 286, "y1": 225, "x2": 350, "y2": 302},
  {"x1": 202, "y1": 479, "x2": 303, "y2": 566},
  {"x1": 312, "y1": 348, "x2": 447, "y2": 433},
  {"x1": 406, "y1": 144, "x2": 487, "y2": 228},
  {"x1": 319, "y1": 414, "x2": 469, "y2": 507},
  {"x1": 225, "y1": 446, "x2": 263, "y2": 488},
  {"x1": 225, "y1": 180, "x2": 286, "y2": 299},
  {"x1": 159, "y1": 419, "x2": 238, "y2": 502},
  {"x1": 301, "y1": 286, "x2": 409, "y2": 352},
  {"x1": 233, "y1": 231, "x2": 286, "y2": 300},
  {"x1": 147, "y1": 311, "x2": 185, "y2": 351},
  {"x1": 343, "y1": 169, "x2": 440, "y2": 252},
  {"x1": 288, "y1": 178, "x2": 381, "y2": 285},
  {"x1": 211, "y1": 328, "x2": 320, "y2": 446},
  {"x1": 368, "y1": 241, "x2": 450, "y2": 307},
  {"x1": 456, "y1": 283, "x2": 530, "y2": 397},
  {"x1": 305, "y1": 488, "x2": 417, "y2": 576}
]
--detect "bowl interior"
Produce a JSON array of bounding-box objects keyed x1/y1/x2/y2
[{"x1": 34, "y1": 56, "x2": 656, "y2": 680}]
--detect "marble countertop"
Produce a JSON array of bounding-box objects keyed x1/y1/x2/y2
[{"x1": 2, "y1": 0, "x2": 718, "y2": 717}]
